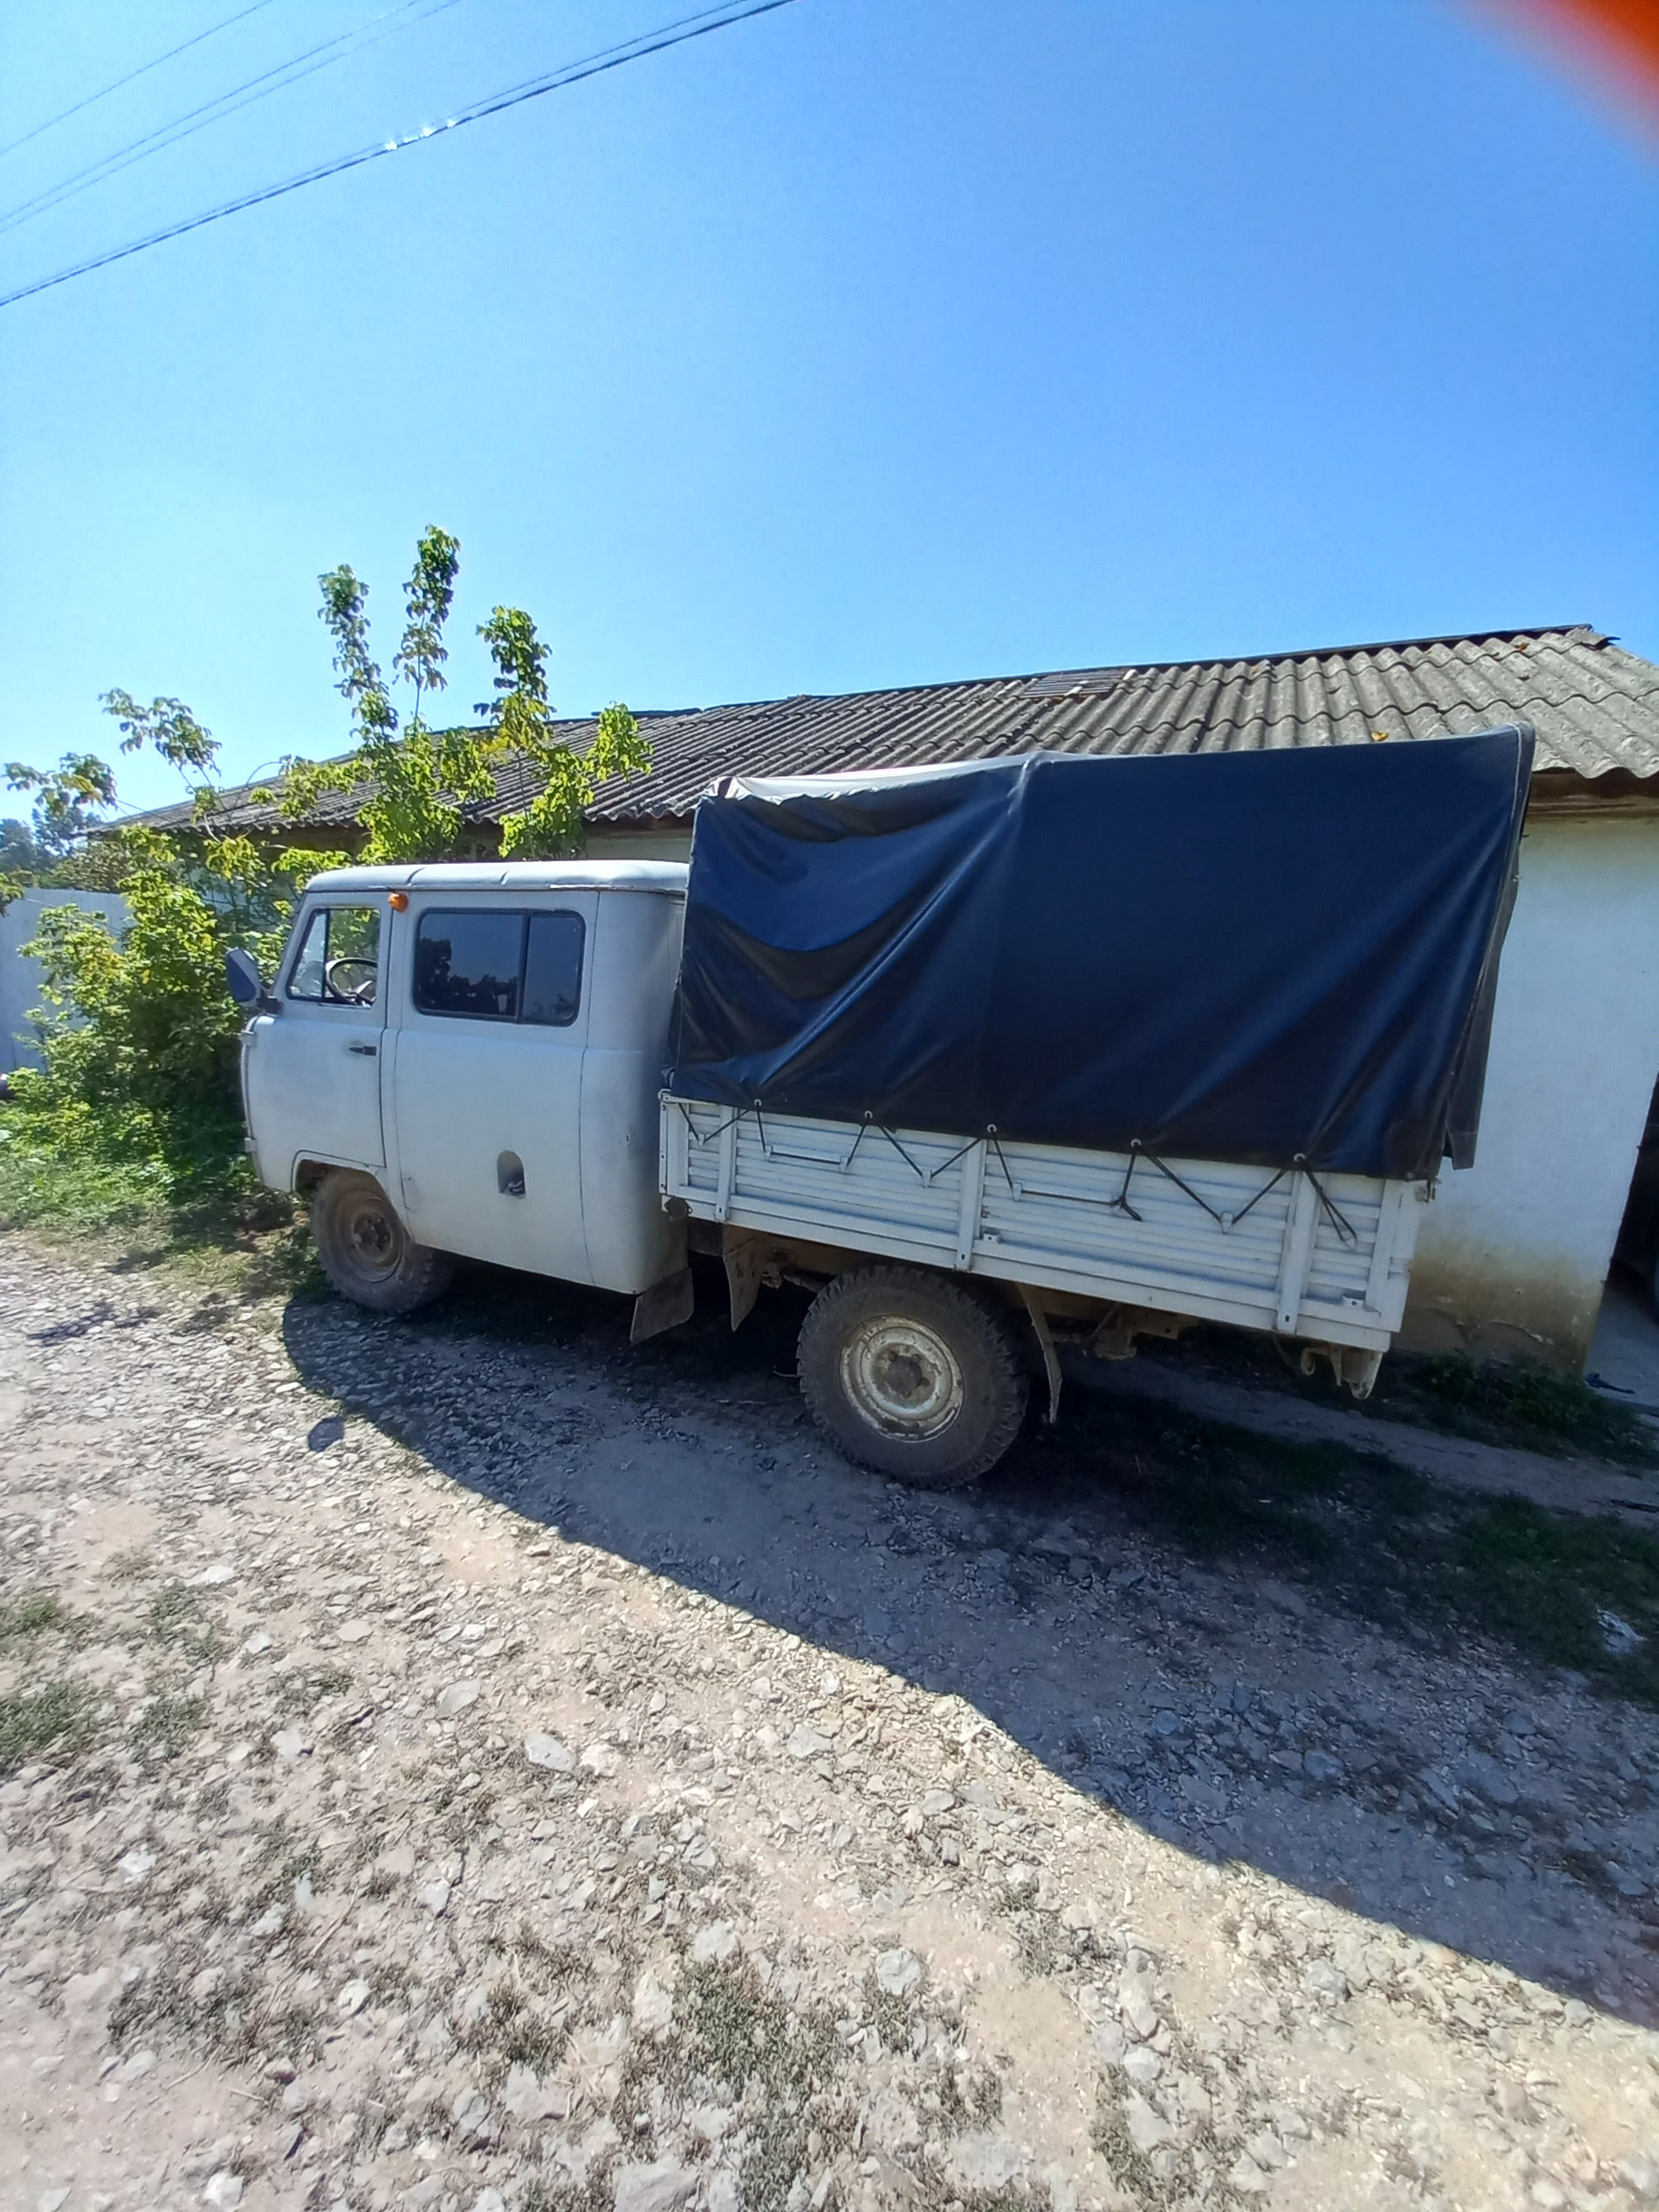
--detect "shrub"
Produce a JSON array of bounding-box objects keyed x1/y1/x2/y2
[{"x1": 2, "y1": 528, "x2": 648, "y2": 1220}]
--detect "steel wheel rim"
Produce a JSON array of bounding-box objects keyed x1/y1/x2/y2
[
  {"x1": 343, "y1": 1194, "x2": 403, "y2": 1277},
  {"x1": 840, "y1": 1316, "x2": 964, "y2": 1438}
]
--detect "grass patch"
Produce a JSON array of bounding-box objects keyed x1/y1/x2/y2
[
  {"x1": 1456, "y1": 1498, "x2": 1659, "y2": 1683},
  {"x1": 1142, "y1": 1323, "x2": 1659, "y2": 1469},
  {"x1": 281, "y1": 1662, "x2": 353, "y2": 1715},
  {"x1": 1025, "y1": 1392, "x2": 1659, "y2": 1702},
  {"x1": 1091, "y1": 2087, "x2": 1185, "y2": 2209},
  {"x1": 677, "y1": 1960, "x2": 842, "y2": 2212},
  {"x1": 0, "y1": 1589, "x2": 70, "y2": 1641},
  {"x1": 131, "y1": 1692, "x2": 206, "y2": 1755},
  {"x1": 248, "y1": 1816, "x2": 319, "y2": 1901},
  {"x1": 146, "y1": 1582, "x2": 220, "y2": 1662},
  {"x1": 1409, "y1": 1351, "x2": 1659, "y2": 1468},
  {"x1": 0, "y1": 1680, "x2": 95, "y2": 1771},
  {"x1": 459, "y1": 1979, "x2": 570, "y2": 2075},
  {"x1": 0, "y1": 1105, "x2": 319, "y2": 1306}
]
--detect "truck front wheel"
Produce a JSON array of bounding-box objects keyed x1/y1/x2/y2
[
  {"x1": 310, "y1": 1170, "x2": 454, "y2": 1316},
  {"x1": 797, "y1": 1264, "x2": 1029, "y2": 1486}
]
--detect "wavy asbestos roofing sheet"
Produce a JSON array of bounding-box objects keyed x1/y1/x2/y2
[{"x1": 124, "y1": 624, "x2": 1659, "y2": 837}]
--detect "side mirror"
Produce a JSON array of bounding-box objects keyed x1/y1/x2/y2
[{"x1": 225, "y1": 947, "x2": 267, "y2": 1007}]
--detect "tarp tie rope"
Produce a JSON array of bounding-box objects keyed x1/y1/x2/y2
[
  {"x1": 1225, "y1": 1164, "x2": 1287, "y2": 1229},
  {"x1": 1295, "y1": 1155, "x2": 1360, "y2": 1247},
  {"x1": 840, "y1": 1116, "x2": 872, "y2": 1171},
  {"x1": 679, "y1": 1101, "x2": 747, "y2": 1148},
  {"x1": 922, "y1": 1131, "x2": 988, "y2": 1185},
  {"x1": 875, "y1": 1123, "x2": 928, "y2": 1179},
  {"x1": 679, "y1": 1100, "x2": 1346, "y2": 1246},
  {"x1": 1139, "y1": 1146, "x2": 1231, "y2": 1228},
  {"x1": 986, "y1": 1127, "x2": 1019, "y2": 1194}
]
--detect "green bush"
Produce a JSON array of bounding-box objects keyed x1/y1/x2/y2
[
  {"x1": 15, "y1": 846, "x2": 240, "y2": 1143},
  {"x1": 1, "y1": 527, "x2": 648, "y2": 1242},
  {"x1": 8, "y1": 828, "x2": 319, "y2": 1177}
]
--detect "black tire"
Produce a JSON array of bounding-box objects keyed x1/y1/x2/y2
[
  {"x1": 796, "y1": 1264, "x2": 1030, "y2": 1487},
  {"x1": 310, "y1": 1170, "x2": 454, "y2": 1316}
]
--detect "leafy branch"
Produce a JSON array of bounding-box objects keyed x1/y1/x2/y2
[{"x1": 283, "y1": 527, "x2": 648, "y2": 865}]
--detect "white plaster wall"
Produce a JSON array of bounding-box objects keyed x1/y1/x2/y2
[
  {"x1": 1401, "y1": 812, "x2": 1659, "y2": 1365},
  {"x1": 0, "y1": 890, "x2": 129, "y2": 1073},
  {"x1": 586, "y1": 826, "x2": 694, "y2": 862}
]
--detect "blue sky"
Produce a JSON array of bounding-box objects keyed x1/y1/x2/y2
[{"x1": 0, "y1": 0, "x2": 1654, "y2": 816}]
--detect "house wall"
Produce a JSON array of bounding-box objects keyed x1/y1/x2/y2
[
  {"x1": 586, "y1": 824, "x2": 694, "y2": 863},
  {"x1": 1401, "y1": 809, "x2": 1659, "y2": 1367},
  {"x1": 0, "y1": 890, "x2": 131, "y2": 1073}
]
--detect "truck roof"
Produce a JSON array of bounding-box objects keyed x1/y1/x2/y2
[{"x1": 304, "y1": 860, "x2": 689, "y2": 895}]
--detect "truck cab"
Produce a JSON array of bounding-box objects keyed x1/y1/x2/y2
[{"x1": 240, "y1": 862, "x2": 689, "y2": 1316}]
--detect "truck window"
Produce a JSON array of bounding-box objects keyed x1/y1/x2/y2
[
  {"x1": 522, "y1": 911, "x2": 584, "y2": 1026},
  {"x1": 412, "y1": 908, "x2": 585, "y2": 1026},
  {"x1": 286, "y1": 904, "x2": 380, "y2": 1006}
]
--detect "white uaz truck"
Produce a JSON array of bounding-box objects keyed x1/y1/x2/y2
[{"x1": 230, "y1": 730, "x2": 1532, "y2": 1488}]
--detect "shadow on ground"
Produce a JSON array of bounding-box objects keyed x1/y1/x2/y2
[{"x1": 274, "y1": 1255, "x2": 1659, "y2": 2030}]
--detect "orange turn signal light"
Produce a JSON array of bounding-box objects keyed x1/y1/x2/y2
[{"x1": 388, "y1": 891, "x2": 409, "y2": 911}]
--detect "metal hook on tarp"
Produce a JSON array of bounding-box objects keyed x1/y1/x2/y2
[{"x1": 1106, "y1": 1141, "x2": 1144, "y2": 1222}]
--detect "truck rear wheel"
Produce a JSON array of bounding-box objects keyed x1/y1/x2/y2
[
  {"x1": 797, "y1": 1264, "x2": 1029, "y2": 1486},
  {"x1": 310, "y1": 1170, "x2": 454, "y2": 1316}
]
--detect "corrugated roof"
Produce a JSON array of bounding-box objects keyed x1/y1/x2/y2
[{"x1": 125, "y1": 623, "x2": 1659, "y2": 839}]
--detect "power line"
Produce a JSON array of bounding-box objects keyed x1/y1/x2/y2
[
  {"x1": 0, "y1": 0, "x2": 285, "y2": 161},
  {"x1": 0, "y1": 0, "x2": 802, "y2": 312},
  {"x1": 0, "y1": 0, "x2": 463, "y2": 240}
]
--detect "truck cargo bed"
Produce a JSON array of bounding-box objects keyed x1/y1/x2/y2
[{"x1": 661, "y1": 1097, "x2": 1425, "y2": 1353}]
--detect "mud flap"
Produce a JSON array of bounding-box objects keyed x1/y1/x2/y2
[
  {"x1": 630, "y1": 1266, "x2": 696, "y2": 1345},
  {"x1": 1018, "y1": 1284, "x2": 1062, "y2": 1425},
  {"x1": 723, "y1": 1226, "x2": 769, "y2": 1332}
]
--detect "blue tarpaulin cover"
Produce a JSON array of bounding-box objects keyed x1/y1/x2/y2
[{"x1": 666, "y1": 727, "x2": 1533, "y2": 1181}]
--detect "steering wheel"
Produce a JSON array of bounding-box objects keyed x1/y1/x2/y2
[{"x1": 324, "y1": 956, "x2": 378, "y2": 1006}]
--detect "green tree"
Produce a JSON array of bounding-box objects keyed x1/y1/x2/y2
[
  {"x1": 96, "y1": 689, "x2": 324, "y2": 943},
  {"x1": 3, "y1": 752, "x2": 117, "y2": 858},
  {"x1": 283, "y1": 526, "x2": 649, "y2": 863},
  {"x1": 7, "y1": 702, "x2": 342, "y2": 1170},
  {"x1": 0, "y1": 818, "x2": 42, "y2": 874}
]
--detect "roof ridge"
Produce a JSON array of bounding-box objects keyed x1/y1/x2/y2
[{"x1": 644, "y1": 625, "x2": 1608, "y2": 717}]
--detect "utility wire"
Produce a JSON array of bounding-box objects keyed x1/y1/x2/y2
[
  {"x1": 0, "y1": 0, "x2": 801, "y2": 312},
  {"x1": 0, "y1": 0, "x2": 463, "y2": 239},
  {"x1": 0, "y1": 0, "x2": 285, "y2": 161}
]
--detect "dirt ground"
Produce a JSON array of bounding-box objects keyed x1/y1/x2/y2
[{"x1": 3, "y1": 1234, "x2": 1659, "y2": 2212}]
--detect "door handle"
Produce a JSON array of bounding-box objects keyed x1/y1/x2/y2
[{"x1": 348, "y1": 1042, "x2": 378, "y2": 1057}]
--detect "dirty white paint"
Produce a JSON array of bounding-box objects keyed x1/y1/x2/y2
[
  {"x1": 1402, "y1": 810, "x2": 1659, "y2": 1366},
  {"x1": 0, "y1": 889, "x2": 129, "y2": 1073}
]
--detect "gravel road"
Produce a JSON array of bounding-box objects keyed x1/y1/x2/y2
[{"x1": 3, "y1": 1237, "x2": 1659, "y2": 2212}]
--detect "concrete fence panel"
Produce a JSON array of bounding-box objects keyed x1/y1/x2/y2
[{"x1": 0, "y1": 889, "x2": 131, "y2": 1073}]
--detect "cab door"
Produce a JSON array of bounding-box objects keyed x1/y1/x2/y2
[
  {"x1": 243, "y1": 897, "x2": 387, "y2": 1186},
  {"x1": 388, "y1": 895, "x2": 594, "y2": 1282}
]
